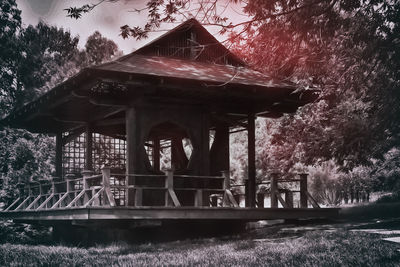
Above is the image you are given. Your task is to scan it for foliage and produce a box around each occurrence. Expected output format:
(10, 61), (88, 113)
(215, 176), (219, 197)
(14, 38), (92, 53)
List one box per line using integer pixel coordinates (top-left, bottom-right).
(372, 147), (400, 191)
(0, 128), (55, 206)
(0, 220), (51, 245)
(0, 229), (399, 266)
(0, 3), (121, 205)
(376, 191), (400, 204)
(0, 0), (21, 113)
(84, 31), (120, 66)
(16, 22), (80, 107)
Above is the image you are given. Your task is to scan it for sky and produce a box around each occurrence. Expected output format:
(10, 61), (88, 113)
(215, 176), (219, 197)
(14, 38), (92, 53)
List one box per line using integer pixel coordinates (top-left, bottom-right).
(15, 0), (248, 54)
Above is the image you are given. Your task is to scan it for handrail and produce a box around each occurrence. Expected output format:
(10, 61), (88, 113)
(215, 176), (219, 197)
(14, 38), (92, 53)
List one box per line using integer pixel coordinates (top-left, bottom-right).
(174, 175), (223, 179)
(111, 173), (164, 177)
(84, 175), (102, 180)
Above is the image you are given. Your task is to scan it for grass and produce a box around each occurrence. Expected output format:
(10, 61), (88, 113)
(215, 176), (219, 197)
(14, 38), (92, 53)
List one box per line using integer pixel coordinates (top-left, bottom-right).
(1, 202), (400, 266)
(0, 228), (399, 266)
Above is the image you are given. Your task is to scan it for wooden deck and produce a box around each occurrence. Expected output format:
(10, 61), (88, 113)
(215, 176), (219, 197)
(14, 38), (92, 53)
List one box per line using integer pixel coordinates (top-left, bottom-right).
(1, 169), (340, 225)
(0, 206), (339, 222)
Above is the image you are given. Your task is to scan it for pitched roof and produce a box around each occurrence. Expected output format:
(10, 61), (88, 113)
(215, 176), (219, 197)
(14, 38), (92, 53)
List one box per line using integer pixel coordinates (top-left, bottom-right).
(0, 18), (318, 133)
(130, 18), (245, 66)
(92, 53), (295, 89)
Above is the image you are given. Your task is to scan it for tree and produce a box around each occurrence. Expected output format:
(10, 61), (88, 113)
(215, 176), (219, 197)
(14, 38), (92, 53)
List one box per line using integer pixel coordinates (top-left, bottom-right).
(16, 22), (80, 108)
(0, 0), (21, 115)
(85, 31), (120, 65)
(0, 3), (122, 205)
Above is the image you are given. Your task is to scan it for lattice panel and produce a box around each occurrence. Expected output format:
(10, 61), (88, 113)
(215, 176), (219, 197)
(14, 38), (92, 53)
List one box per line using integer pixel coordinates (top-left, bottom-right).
(63, 133), (126, 176)
(92, 133), (126, 172)
(63, 133), (86, 176)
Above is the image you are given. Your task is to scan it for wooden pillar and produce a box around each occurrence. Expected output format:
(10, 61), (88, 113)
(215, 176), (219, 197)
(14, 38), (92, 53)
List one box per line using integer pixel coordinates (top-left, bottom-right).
(299, 173), (308, 208)
(55, 132), (63, 179)
(152, 139), (160, 171)
(210, 123), (230, 175)
(200, 111), (210, 175)
(247, 113), (256, 208)
(85, 125), (93, 171)
(270, 173), (278, 208)
(126, 107), (138, 206)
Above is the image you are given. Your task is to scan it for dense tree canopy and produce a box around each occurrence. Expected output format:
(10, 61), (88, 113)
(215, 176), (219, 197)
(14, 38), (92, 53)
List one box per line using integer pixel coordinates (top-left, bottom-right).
(1, 0), (399, 206)
(0, 0), (121, 205)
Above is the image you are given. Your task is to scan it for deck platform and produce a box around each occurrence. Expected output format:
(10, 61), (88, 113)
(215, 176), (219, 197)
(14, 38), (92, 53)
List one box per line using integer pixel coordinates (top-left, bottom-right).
(0, 207), (339, 223)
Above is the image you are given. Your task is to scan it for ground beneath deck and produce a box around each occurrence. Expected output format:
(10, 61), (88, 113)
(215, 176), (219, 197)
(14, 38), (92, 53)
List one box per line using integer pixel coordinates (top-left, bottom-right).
(1, 206), (339, 223)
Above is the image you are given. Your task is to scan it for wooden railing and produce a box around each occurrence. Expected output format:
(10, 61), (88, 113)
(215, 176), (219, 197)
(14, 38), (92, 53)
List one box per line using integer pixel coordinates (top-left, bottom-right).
(4, 167), (238, 211)
(232, 173), (320, 208)
(4, 170), (319, 211)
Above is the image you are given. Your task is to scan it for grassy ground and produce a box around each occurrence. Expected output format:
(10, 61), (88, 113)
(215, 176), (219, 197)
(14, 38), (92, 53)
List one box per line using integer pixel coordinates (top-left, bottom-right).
(0, 226), (399, 266)
(1, 202), (400, 266)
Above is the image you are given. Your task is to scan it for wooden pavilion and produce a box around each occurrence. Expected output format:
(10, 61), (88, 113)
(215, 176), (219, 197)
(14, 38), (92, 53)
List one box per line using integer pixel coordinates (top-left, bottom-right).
(0, 19), (338, 227)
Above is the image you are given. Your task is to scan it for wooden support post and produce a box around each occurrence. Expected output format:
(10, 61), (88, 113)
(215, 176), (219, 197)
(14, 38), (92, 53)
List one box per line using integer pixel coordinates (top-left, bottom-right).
(285, 191), (294, 208)
(125, 106), (141, 206)
(299, 173), (308, 208)
(55, 132), (63, 179)
(200, 111), (210, 175)
(85, 125), (93, 171)
(101, 166), (115, 207)
(270, 173), (278, 208)
(247, 113), (256, 208)
(153, 139), (160, 171)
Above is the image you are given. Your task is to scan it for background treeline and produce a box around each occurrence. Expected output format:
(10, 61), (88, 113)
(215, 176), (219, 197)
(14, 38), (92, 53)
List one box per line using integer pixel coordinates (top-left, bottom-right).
(0, 0), (120, 206)
(1, 0), (400, 206)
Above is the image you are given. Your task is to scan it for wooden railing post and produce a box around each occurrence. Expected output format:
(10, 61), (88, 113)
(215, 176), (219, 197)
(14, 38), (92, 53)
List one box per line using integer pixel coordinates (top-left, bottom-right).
(65, 174), (75, 193)
(82, 170), (93, 204)
(165, 169), (174, 206)
(270, 173), (279, 208)
(285, 190), (294, 208)
(222, 170), (230, 190)
(257, 193), (265, 208)
(299, 173), (308, 208)
(27, 182), (32, 197)
(65, 174), (75, 207)
(221, 171), (238, 207)
(101, 166), (116, 207)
